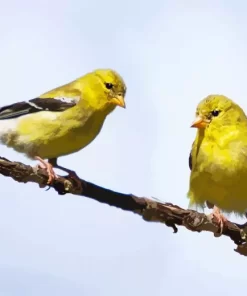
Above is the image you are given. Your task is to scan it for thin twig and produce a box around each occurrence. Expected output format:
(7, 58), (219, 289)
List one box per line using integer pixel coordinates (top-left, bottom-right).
(0, 156), (247, 256)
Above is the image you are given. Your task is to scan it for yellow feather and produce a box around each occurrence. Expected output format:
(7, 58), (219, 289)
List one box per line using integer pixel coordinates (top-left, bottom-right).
(188, 95), (247, 215)
(1, 69), (126, 160)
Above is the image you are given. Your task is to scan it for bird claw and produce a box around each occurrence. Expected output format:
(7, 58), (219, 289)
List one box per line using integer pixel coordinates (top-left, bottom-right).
(45, 186), (52, 191)
(211, 206), (228, 235)
(34, 156), (58, 185)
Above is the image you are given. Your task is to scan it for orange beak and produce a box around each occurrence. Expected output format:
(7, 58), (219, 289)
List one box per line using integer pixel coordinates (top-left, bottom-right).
(191, 116), (209, 128)
(112, 95), (126, 108)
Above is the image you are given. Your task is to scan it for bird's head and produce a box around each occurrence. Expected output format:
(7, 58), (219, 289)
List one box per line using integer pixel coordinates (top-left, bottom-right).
(92, 69), (127, 109)
(191, 95), (246, 130)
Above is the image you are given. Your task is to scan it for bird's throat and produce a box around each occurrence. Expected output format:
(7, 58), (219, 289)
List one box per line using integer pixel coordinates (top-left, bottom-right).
(196, 129), (206, 157)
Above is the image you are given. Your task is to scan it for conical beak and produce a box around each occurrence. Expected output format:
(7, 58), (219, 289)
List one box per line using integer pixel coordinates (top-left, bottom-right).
(112, 95), (126, 108)
(191, 116), (209, 128)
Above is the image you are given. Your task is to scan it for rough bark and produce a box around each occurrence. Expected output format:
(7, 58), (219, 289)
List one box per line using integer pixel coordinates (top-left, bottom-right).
(0, 156), (247, 256)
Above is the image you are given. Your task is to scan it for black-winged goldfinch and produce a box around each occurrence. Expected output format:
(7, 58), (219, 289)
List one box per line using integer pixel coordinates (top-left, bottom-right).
(188, 94), (247, 232)
(0, 69), (126, 183)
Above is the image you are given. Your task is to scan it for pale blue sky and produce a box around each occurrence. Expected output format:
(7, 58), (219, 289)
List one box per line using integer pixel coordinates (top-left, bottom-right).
(0, 1), (247, 295)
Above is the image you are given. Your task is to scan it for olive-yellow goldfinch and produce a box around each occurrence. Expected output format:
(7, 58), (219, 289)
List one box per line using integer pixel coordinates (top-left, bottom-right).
(188, 95), (247, 231)
(0, 69), (126, 183)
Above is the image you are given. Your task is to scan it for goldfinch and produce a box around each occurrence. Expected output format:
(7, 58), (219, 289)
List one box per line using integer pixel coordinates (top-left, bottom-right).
(0, 69), (126, 184)
(188, 95), (247, 232)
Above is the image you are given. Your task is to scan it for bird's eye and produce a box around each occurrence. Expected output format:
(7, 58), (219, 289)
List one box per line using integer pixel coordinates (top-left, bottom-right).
(105, 83), (113, 89)
(212, 110), (220, 117)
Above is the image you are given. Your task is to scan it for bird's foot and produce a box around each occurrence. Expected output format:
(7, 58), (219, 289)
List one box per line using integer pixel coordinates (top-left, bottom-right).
(35, 156), (58, 184)
(47, 159), (82, 191)
(212, 206), (228, 235)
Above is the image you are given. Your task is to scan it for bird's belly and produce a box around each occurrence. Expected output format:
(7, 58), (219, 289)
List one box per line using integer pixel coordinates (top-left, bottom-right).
(189, 147), (247, 214)
(36, 125), (100, 159)
(0, 110), (106, 159)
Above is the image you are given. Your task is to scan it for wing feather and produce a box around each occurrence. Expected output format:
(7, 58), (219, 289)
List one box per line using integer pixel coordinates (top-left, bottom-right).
(189, 151), (192, 170)
(0, 97), (79, 120)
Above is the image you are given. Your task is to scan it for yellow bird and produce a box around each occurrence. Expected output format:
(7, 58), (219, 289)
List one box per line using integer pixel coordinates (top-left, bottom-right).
(0, 69), (126, 183)
(188, 94), (247, 231)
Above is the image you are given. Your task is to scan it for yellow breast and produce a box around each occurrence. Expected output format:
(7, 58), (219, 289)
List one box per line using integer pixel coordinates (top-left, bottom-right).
(188, 136), (247, 214)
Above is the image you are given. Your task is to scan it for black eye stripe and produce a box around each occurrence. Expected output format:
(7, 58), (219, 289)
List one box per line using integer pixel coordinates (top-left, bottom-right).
(105, 83), (113, 89)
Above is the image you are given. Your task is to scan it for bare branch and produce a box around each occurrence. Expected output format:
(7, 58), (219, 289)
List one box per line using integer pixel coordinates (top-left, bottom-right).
(0, 156), (247, 256)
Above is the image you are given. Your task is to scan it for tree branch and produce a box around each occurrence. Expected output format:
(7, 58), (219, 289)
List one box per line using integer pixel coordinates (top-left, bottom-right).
(0, 156), (247, 256)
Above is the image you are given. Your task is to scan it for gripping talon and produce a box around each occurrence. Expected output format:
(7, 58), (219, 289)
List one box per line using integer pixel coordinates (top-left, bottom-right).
(34, 156), (58, 184)
(212, 206), (228, 235)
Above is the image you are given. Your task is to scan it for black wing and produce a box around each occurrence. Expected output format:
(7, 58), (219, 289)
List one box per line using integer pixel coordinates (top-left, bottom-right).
(189, 141), (195, 170)
(189, 151), (192, 170)
(0, 97), (78, 120)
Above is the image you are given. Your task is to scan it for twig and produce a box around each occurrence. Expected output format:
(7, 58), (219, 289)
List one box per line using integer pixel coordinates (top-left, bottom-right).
(0, 156), (247, 256)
